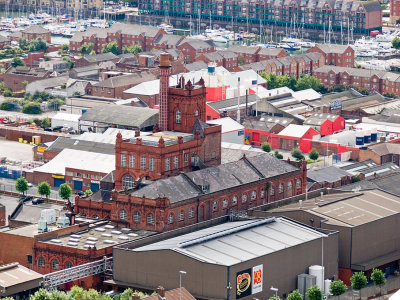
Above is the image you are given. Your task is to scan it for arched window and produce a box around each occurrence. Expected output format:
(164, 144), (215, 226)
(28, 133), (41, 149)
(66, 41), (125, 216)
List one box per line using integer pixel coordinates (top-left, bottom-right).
(223, 199), (228, 208)
(179, 210), (184, 221)
(213, 201), (218, 210)
(242, 194), (247, 203)
(133, 211), (141, 223)
(232, 196), (238, 205)
(147, 213), (155, 225)
(38, 257), (45, 268)
(288, 181), (293, 190)
(120, 209), (127, 220)
(296, 179), (302, 189)
(65, 261), (73, 269)
(168, 213), (174, 224)
(122, 174), (134, 189)
(176, 109), (181, 124)
(189, 207), (194, 218)
(279, 183), (284, 193)
(251, 191), (257, 199)
(51, 259), (59, 270)
(194, 110), (199, 116)
(270, 186), (275, 196)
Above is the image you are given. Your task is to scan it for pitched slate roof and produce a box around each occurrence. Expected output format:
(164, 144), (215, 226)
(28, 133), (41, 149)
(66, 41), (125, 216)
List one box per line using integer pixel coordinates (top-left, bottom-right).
(22, 25), (50, 34)
(131, 154), (298, 203)
(93, 71), (156, 88)
(362, 1), (382, 12)
(307, 166), (352, 183)
(84, 52), (118, 63)
(314, 44), (352, 54)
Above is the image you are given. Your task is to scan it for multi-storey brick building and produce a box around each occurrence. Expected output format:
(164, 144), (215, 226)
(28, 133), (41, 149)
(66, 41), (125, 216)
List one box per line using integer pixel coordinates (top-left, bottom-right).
(70, 24), (166, 54)
(307, 44), (355, 68)
(0, 66), (51, 92)
(21, 25), (51, 43)
(314, 65), (400, 96)
(139, 0), (382, 35)
(75, 53), (307, 232)
(391, 0), (400, 23)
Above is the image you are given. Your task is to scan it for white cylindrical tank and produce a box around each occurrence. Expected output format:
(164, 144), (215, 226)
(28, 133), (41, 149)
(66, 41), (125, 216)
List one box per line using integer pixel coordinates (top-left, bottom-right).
(309, 265), (324, 291)
(356, 131), (364, 146)
(324, 279), (331, 295)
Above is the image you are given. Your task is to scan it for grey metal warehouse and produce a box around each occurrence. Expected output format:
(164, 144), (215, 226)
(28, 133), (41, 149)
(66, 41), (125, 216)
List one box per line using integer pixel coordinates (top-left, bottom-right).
(109, 216), (339, 300)
(251, 189), (400, 285)
(78, 104), (159, 132)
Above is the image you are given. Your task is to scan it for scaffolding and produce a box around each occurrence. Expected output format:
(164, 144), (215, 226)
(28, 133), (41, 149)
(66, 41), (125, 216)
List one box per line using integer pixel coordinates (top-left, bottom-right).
(43, 257), (113, 290)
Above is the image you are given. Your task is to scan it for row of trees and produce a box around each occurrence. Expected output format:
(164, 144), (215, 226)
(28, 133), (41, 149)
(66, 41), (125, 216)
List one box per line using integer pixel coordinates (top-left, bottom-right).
(261, 142), (320, 162)
(100, 41), (143, 55)
(18, 37), (49, 52)
(1, 286), (153, 300)
(15, 177), (72, 201)
(272, 269), (386, 300)
(259, 73), (384, 97)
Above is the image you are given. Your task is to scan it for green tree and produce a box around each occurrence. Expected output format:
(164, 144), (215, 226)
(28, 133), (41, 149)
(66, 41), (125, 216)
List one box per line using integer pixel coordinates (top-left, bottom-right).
(61, 44), (69, 52)
(287, 290), (303, 300)
(38, 181), (51, 201)
(0, 99), (19, 110)
(81, 42), (94, 55)
(350, 271), (368, 299)
(309, 148), (319, 161)
(11, 57), (25, 67)
(330, 280), (347, 297)
(50, 289), (72, 300)
(23, 102), (42, 114)
(41, 117), (50, 128)
(22, 80), (29, 89)
(120, 288), (134, 300)
(238, 56), (245, 66)
(3, 88), (12, 97)
(15, 176), (29, 196)
(352, 174), (361, 183)
(291, 148), (304, 160)
(18, 37), (29, 49)
(274, 150), (283, 159)
(84, 189), (93, 196)
(371, 268), (386, 297)
(260, 73), (297, 90)
(393, 37), (400, 49)
(58, 183), (72, 201)
(261, 142), (271, 152)
(306, 285), (322, 300)
(28, 37), (48, 52)
(67, 286), (85, 300)
(31, 288), (51, 300)
(102, 41), (120, 55)
(268, 296), (281, 300)
(295, 75), (324, 92)
(123, 44), (143, 54)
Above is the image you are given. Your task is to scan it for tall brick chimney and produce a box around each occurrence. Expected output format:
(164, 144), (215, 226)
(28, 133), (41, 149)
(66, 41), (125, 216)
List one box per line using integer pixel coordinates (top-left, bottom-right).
(159, 53), (171, 131)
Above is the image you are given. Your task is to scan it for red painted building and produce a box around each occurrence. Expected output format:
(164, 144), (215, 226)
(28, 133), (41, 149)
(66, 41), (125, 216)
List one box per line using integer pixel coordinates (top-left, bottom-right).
(391, 0), (400, 23)
(304, 113), (345, 136)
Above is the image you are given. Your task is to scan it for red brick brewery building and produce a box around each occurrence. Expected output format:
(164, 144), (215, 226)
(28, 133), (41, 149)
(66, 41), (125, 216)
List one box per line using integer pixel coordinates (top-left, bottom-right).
(75, 53), (307, 232)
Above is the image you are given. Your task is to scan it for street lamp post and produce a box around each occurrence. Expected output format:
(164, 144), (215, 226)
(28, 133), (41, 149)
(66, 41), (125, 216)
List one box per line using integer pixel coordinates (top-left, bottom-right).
(179, 270), (187, 300)
(270, 286), (278, 300)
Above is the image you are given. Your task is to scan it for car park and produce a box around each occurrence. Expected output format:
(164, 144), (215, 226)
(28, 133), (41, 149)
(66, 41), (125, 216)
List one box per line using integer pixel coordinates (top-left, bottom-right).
(32, 198), (44, 205)
(20, 195), (33, 202)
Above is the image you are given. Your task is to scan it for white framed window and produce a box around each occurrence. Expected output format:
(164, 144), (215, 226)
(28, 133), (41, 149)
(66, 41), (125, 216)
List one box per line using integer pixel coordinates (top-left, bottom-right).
(65, 261), (73, 269)
(129, 155), (135, 168)
(270, 186), (275, 195)
(168, 213), (174, 224)
(147, 213), (155, 225)
(122, 174), (134, 189)
(194, 110), (199, 116)
(261, 189), (265, 197)
(251, 191), (257, 199)
(179, 210), (184, 221)
(165, 158), (170, 171)
(176, 109), (181, 123)
(133, 211), (141, 223)
(140, 157), (146, 170)
(173, 156), (179, 169)
(184, 153), (188, 162)
(149, 158), (155, 171)
(288, 181), (293, 190)
(189, 207), (194, 218)
(120, 209), (127, 220)
(279, 183), (284, 193)
(213, 201), (218, 210)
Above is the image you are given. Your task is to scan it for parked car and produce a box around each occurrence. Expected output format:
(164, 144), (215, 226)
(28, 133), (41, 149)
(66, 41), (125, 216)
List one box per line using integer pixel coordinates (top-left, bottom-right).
(27, 182), (33, 188)
(75, 191), (85, 197)
(20, 195), (33, 202)
(32, 198), (44, 205)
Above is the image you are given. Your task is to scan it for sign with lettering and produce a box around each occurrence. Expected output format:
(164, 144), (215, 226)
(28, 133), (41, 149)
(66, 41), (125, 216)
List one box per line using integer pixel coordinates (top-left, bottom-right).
(252, 264), (263, 294)
(330, 100), (342, 110)
(236, 269), (252, 299)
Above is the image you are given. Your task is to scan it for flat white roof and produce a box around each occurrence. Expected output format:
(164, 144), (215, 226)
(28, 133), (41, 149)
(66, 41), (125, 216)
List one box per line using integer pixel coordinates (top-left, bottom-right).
(32, 148), (115, 175)
(52, 112), (81, 122)
(292, 88), (321, 101)
(207, 117), (244, 133)
(278, 124), (314, 138)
